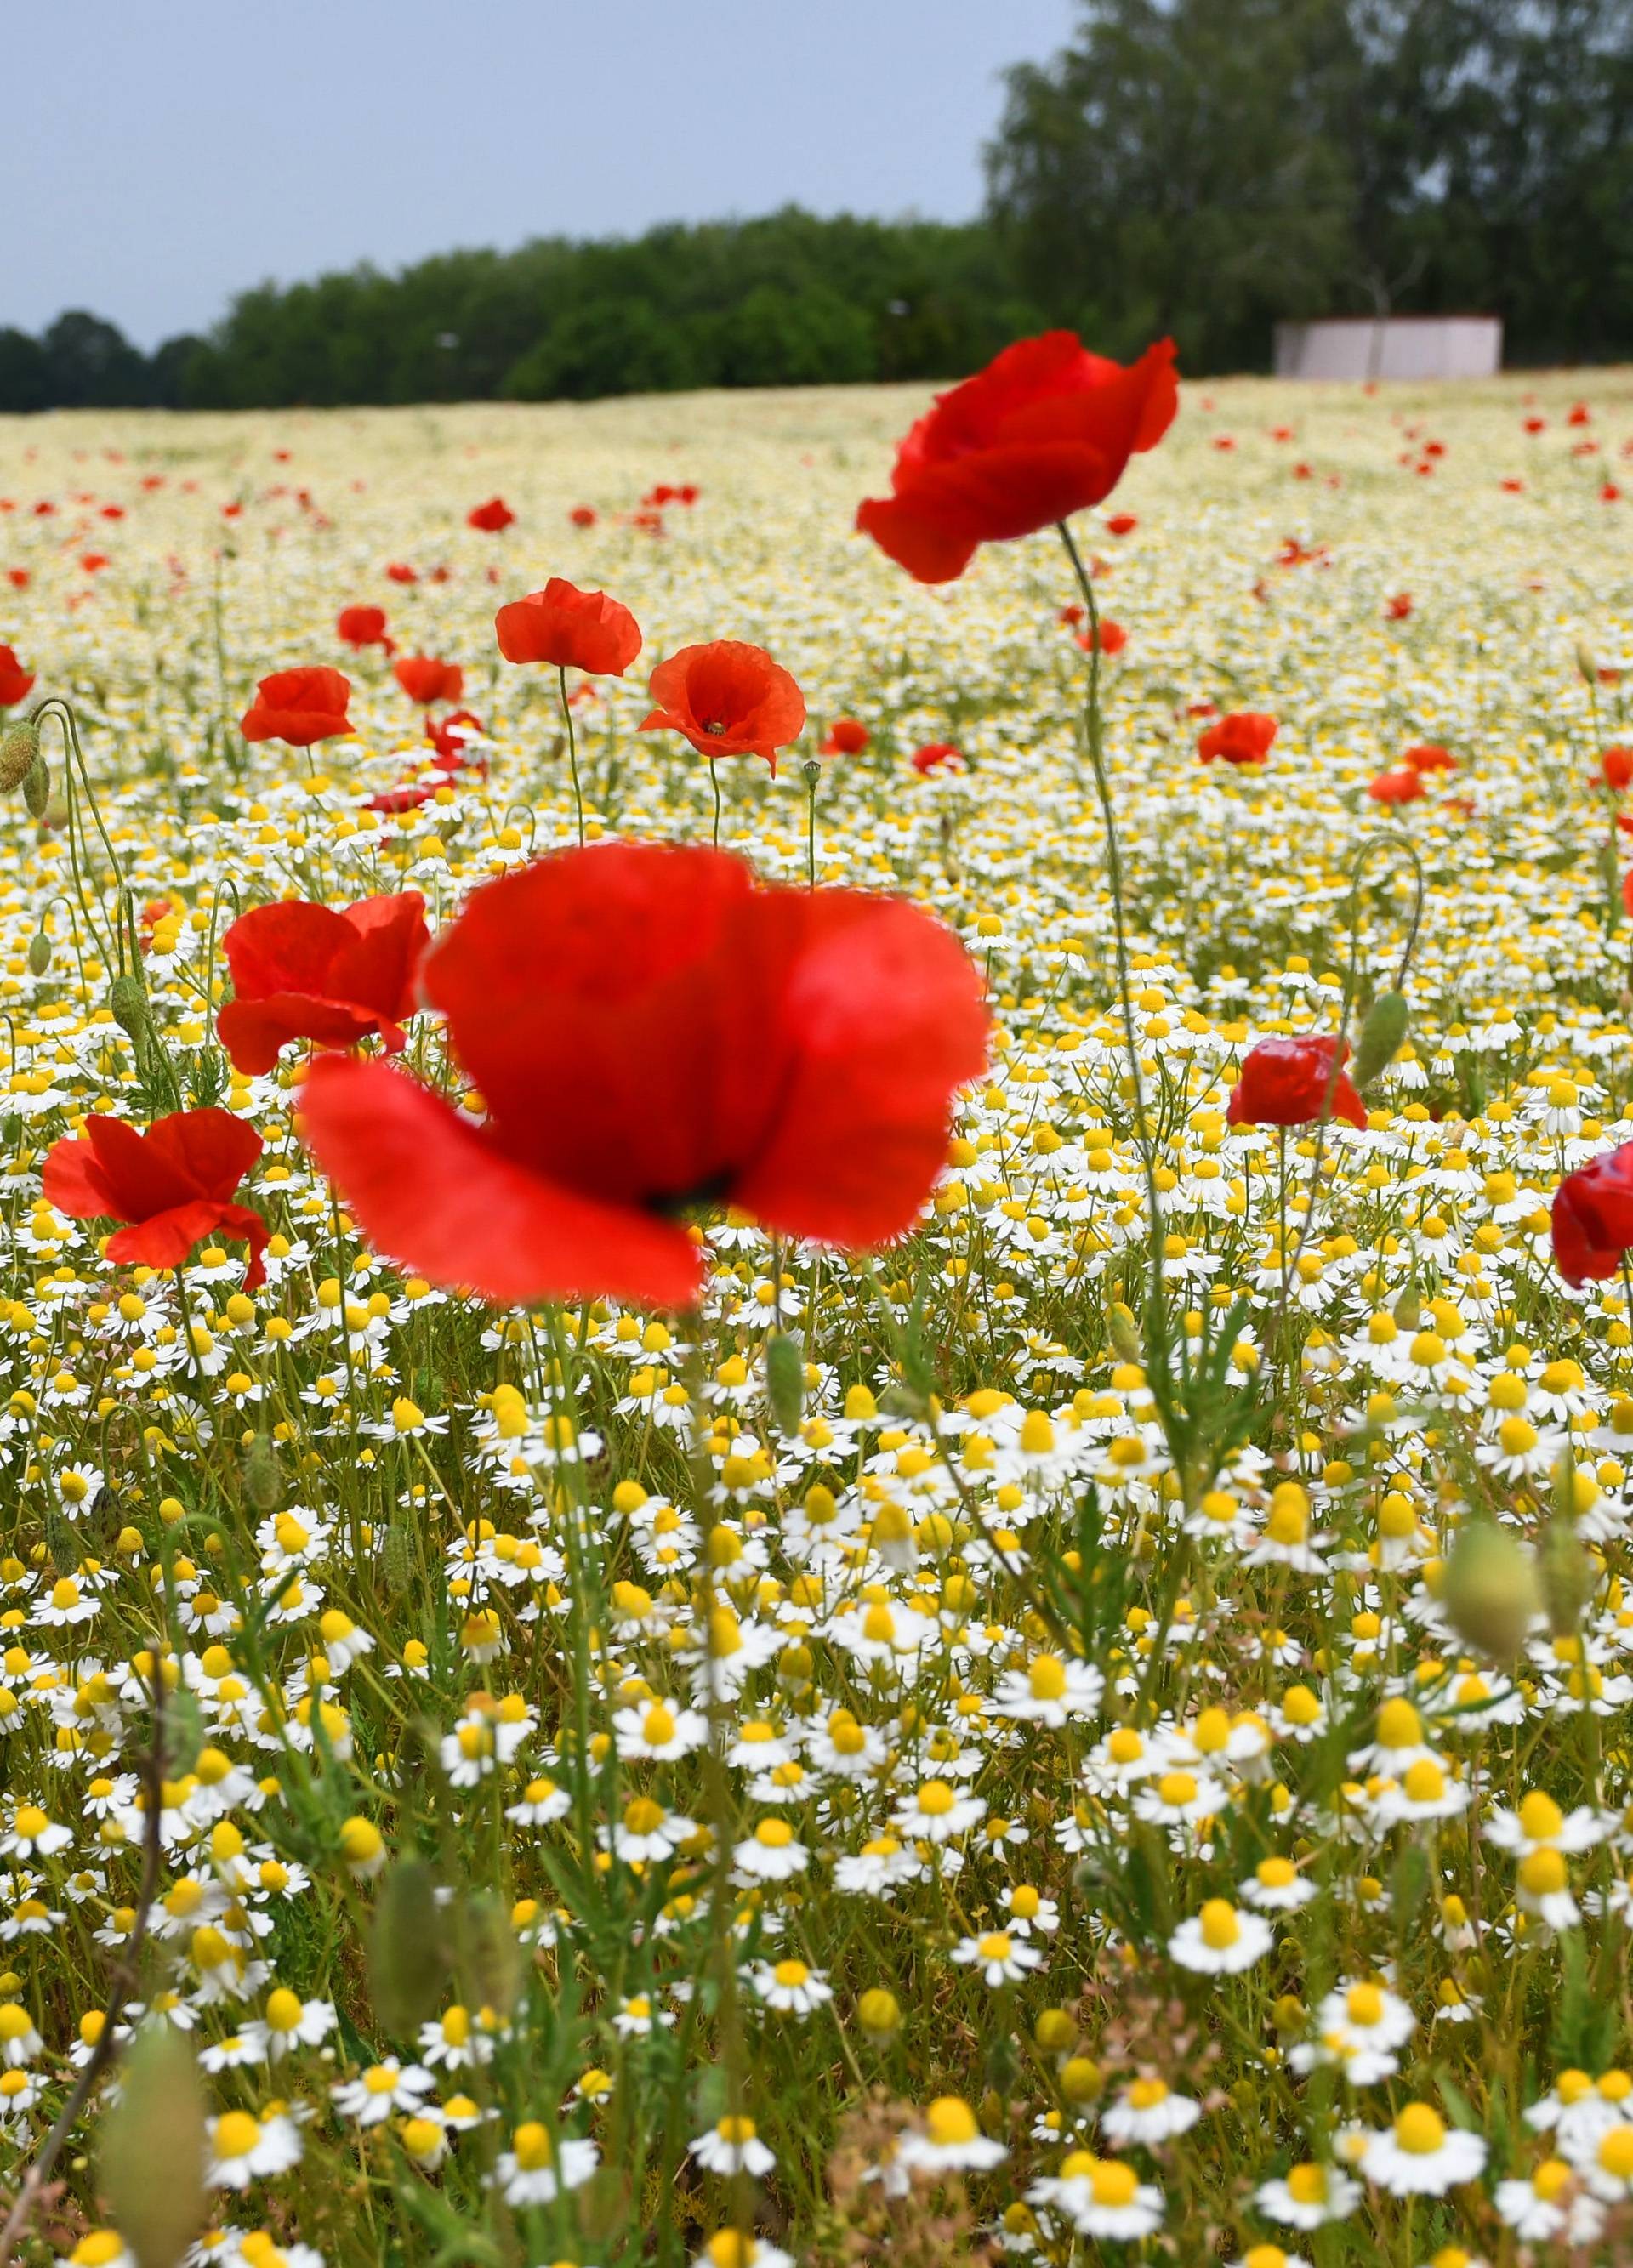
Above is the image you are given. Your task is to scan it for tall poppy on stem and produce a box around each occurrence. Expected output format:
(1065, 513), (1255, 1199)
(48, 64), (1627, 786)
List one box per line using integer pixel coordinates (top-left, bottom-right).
(1553, 1146), (1633, 1287)
(495, 578), (642, 847)
(217, 892), (430, 1073)
(394, 656), (463, 707)
(43, 1109), (268, 1290)
(640, 641), (805, 846)
(240, 668), (352, 751)
(296, 841), (987, 1311)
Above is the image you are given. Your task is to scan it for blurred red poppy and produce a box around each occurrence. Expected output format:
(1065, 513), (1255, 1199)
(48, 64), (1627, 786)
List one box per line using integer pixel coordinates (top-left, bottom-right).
(240, 667), (352, 748)
(1198, 712), (1278, 766)
(822, 718), (870, 756)
(1554, 1145), (1633, 1285)
(856, 331), (1178, 583)
(394, 655), (464, 706)
(0, 645), (35, 706)
(569, 506), (596, 528)
(296, 842), (987, 1310)
(1385, 593), (1414, 620)
(1105, 513), (1138, 536)
(1603, 746), (1633, 792)
(1403, 743), (1455, 774)
(337, 605), (390, 651)
(1368, 767), (1425, 804)
(217, 892), (430, 1075)
(913, 742), (964, 776)
(640, 642), (805, 773)
(494, 579), (641, 674)
(1079, 618), (1127, 655)
(385, 561), (418, 584)
(426, 709), (486, 768)
(468, 497), (515, 532)
(367, 782), (437, 815)
(1227, 1036), (1366, 1132)
(43, 1109), (268, 1289)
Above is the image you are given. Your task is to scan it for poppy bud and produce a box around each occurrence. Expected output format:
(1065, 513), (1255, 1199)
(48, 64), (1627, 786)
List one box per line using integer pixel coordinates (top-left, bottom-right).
(1354, 991), (1408, 1087)
(1107, 1301), (1142, 1364)
(765, 1329), (804, 1439)
(1578, 640), (1599, 685)
(22, 753), (50, 818)
(1442, 1521), (1539, 1663)
(100, 2022), (207, 2268)
(0, 721), (39, 792)
(44, 1504), (76, 1575)
(1391, 1283), (1420, 1331)
(381, 1519), (414, 1595)
(26, 929), (50, 976)
(241, 1434), (281, 1514)
(457, 1890), (520, 2017)
(368, 1856), (446, 2036)
(110, 974), (150, 1037)
(163, 1685), (206, 1781)
(1539, 1509), (1593, 1637)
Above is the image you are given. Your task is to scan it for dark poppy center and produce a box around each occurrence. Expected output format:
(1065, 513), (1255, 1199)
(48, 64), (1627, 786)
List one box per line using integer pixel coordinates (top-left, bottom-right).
(644, 1168), (735, 1221)
(703, 719), (726, 736)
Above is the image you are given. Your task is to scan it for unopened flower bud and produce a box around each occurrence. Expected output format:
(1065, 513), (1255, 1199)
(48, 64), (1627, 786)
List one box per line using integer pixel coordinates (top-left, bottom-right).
(1539, 1511), (1594, 1638)
(26, 930), (50, 976)
(240, 1434), (281, 1514)
(457, 1890), (520, 2017)
(100, 2022), (207, 2268)
(21, 754), (50, 818)
(368, 1856), (446, 2036)
(1391, 1283), (1420, 1331)
(0, 721), (39, 792)
(1107, 1301), (1142, 1364)
(765, 1329), (804, 1439)
(1442, 1521), (1539, 1663)
(1578, 639), (1599, 685)
(110, 974), (150, 1037)
(1355, 991), (1408, 1087)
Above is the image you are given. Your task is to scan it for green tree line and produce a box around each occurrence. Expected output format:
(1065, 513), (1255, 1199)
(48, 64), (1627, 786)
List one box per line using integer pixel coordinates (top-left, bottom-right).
(3, 0), (1628, 412)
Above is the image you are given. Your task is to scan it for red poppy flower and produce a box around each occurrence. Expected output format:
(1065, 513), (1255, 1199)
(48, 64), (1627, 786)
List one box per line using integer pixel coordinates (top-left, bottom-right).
(385, 562), (418, 585)
(6, 571), (28, 590)
(394, 655), (464, 706)
(1105, 513), (1138, 536)
(468, 497), (515, 532)
(1198, 712), (1278, 766)
(337, 605), (390, 651)
(42, 1109), (268, 1289)
(1553, 1145), (1633, 1285)
(912, 742), (964, 776)
(1079, 618), (1127, 656)
(822, 718), (870, 757)
(0, 645), (35, 707)
(426, 710), (487, 769)
(494, 579), (642, 675)
(217, 892), (430, 1075)
(855, 331), (1178, 583)
(1404, 743), (1455, 774)
(1368, 767), (1425, 804)
(569, 506), (597, 528)
(1227, 1036), (1366, 1133)
(240, 667), (353, 748)
(1603, 746), (1633, 792)
(1385, 593), (1413, 621)
(367, 782), (437, 815)
(296, 842), (987, 1310)
(640, 642), (806, 774)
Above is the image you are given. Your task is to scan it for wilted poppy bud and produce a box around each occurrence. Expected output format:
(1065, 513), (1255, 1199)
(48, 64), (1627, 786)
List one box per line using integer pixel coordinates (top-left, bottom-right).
(1539, 1509), (1594, 1637)
(1354, 991), (1409, 1087)
(240, 1433), (281, 1514)
(1442, 1521), (1539, 1662)
(26, 930), (50, 976)
(765, 1330), (804, 1439)
(856, 1987), (901, 2045)
(100, 2022), (208, 2268)
(0, 721), (39, 792)
(22, 753), (50, 818)
(369, 1856), (445, 2036)
(110, 973), (151, 1037)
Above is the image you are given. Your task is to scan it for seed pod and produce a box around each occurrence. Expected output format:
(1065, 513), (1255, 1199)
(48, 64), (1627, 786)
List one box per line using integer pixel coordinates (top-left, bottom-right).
(26, 929), (50, 976)
(240, 1434), (281, 1515)
(22, 754), (50, 818)
(765, 1329), (804, 1439)
(1539, 1511), (1594, 1638)
(0, 721), (40, 792)
(110, 974), (150, 1037)
(368, 1856), (446, 2036)
(100, 2022), (208, 2268)
(1442, 1521), (1539, 1663)
(1354, 991), (1408, 1087)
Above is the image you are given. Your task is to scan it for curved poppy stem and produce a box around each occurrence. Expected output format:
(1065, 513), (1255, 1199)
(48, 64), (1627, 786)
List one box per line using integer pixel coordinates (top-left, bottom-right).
(557, 666), (585, 848)
(708, 755), (723, 850)
(802, 759), (821, 890)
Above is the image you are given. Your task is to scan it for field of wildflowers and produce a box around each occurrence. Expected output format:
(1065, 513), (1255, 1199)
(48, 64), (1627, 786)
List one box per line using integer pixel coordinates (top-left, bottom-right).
(0, 347), (1631, 2268)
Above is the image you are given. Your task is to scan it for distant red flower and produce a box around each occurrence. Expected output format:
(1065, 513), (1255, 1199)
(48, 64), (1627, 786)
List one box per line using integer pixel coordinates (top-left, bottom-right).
(337, 605), (390, 651)
(0, 645), (36, 707)
(385, 561), (418, 584)
(468, 497), (515, 533)
(640, 641), (805, 774)
(1105, 513), (1138, 536)
(1227, 1036), (1366, 1133)
(913, 742), (964, 776)
(240, 667), (352, 748)
(494, 579), (642, 675)
(1385, 593), (1413, 620)
(426, 710), (486, 768)
(42, 1109), (268, 1289)
(1603, 746), (1633, 792)
(296, 842), (987, 1310)
(1079, 618), (1127, 655)
(1524, 415), (1546, 435)
(1403, 743), (1455, 774)
(217, 892), (430, 1075)
(822, 718), (870, 757)
(1368, 767), (1425, 805)
(569, 506), (596, 528)
(856, 331), (1178, 583)
(1568, 402), (1592, 427)
(1198, 712), (1277, 766)
(5, 570), (28, 590)
(1058, 604), (1084, 628)
(394, 655), (464, 706)
(367, 782), (437, 815)
(1553, 1145), (1633, 1285)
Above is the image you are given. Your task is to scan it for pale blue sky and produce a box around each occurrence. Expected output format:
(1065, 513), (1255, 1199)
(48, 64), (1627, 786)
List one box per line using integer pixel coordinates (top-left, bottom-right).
(16, 1), (1076, 347)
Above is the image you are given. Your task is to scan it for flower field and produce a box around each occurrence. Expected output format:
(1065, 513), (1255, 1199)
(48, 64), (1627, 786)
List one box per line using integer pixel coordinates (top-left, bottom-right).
(1, 356), (1632, 2268)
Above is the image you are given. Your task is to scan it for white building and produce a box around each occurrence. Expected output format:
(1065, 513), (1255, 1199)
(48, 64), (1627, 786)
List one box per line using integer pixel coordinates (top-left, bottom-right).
(1273, 316), (1502, 381)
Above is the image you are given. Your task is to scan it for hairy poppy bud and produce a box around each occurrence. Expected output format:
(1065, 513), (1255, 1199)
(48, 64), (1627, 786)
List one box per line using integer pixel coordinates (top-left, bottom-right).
(1539, 1509), (1593, 1637)
(163, 1685), (206, 1781)
(1354, 991), (1408, 1087)
(100, 2022), (208, 2268)
(381, 1519), (414, 1595)
(1578, 639), (1599, 685)
(457, 1890), (520, 2016)
(765, 1329), (804, 1439)
(22, 753), (50, 818)
(241, 1434), (281, 1514)
(110, 974), (150, 1037)
(1391, 1283), (1420, 1331)
(369, 1856), (445, 2036)
(26, 929), (50, 976)
(0, 721), (39, 792)
(1442, 1521), (1539, 1662)
(1107, 1301), (1142, 1364)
